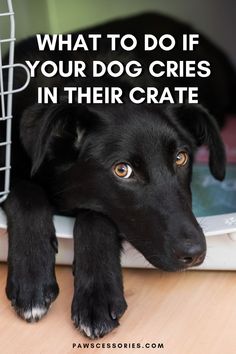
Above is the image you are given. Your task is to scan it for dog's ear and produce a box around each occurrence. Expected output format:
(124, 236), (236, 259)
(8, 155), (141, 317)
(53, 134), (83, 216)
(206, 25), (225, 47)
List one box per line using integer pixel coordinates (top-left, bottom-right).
(169, 104), (226, 181)
(20, 103), (97, 175)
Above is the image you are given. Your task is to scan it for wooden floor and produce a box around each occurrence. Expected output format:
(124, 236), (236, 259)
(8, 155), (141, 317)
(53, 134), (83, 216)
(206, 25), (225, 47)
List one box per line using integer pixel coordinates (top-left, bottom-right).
(1, 264), (236, 354)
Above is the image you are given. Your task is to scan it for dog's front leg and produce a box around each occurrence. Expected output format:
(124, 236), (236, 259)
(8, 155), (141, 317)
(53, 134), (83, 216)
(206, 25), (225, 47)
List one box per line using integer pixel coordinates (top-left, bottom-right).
(72, 210), (127, 339)
(4, 180), (59, 322)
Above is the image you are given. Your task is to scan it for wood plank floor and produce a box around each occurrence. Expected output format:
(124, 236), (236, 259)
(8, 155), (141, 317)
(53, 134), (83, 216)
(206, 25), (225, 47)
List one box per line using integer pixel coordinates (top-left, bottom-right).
(1, 263), (236, 354)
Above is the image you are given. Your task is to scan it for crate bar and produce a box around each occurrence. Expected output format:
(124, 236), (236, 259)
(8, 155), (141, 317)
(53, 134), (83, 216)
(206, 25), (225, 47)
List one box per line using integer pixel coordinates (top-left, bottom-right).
(0, 64), (30, 97)
(0, 141), (11, 146)
(0, 45), (6, 119)
(0, 115), (12, 121)
(0, 1), (30, 203)
(0, 0), (15, 203)
(0, 38), (15, 43)
(0, 166), (10, 171)
(4, 0), (15, 202)
(0, 12), (14, 17)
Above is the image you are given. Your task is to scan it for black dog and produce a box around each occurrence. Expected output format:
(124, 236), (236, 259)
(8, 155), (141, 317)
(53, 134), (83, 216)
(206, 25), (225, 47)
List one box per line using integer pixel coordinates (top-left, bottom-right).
(1, 13), (234, 338)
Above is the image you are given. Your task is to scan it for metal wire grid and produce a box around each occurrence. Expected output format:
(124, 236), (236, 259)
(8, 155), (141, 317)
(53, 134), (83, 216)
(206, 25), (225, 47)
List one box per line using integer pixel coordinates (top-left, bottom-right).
(0, 0), (30, 203)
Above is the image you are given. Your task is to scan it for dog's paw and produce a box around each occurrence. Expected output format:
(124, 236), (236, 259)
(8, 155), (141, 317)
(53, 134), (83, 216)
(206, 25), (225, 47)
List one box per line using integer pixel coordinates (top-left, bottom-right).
(71, 289), (127, 339)
(6, 272), (59, 323)
(16, 305), (49, 322)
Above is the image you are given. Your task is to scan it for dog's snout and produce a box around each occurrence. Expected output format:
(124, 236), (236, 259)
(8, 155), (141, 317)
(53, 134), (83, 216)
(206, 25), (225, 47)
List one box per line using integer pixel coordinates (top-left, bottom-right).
(173, 244), (206, 267)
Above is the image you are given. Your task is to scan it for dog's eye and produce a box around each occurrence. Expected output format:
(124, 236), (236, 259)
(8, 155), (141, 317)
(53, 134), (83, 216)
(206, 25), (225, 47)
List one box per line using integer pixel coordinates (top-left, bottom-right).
(176, 151), (189, 166)
(113, 163), (133, 179)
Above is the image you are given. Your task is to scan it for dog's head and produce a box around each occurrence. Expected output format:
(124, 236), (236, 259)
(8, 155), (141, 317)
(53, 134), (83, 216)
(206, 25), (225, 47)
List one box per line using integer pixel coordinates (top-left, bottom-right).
(21, 102), (226, 271)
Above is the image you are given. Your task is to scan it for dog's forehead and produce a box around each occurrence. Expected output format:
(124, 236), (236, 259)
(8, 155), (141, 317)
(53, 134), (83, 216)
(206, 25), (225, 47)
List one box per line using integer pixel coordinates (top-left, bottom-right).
(90, 105), (192, 164)
(99, 105), (188, 148)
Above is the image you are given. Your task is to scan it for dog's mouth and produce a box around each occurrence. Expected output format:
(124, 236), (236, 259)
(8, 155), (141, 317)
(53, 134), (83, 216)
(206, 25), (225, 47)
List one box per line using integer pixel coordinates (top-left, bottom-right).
(116, 214), (207, 272)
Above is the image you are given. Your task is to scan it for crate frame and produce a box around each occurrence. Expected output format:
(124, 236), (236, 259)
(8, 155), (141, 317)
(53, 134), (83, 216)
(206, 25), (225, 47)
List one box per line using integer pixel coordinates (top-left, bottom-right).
(0, 0), (30, 203)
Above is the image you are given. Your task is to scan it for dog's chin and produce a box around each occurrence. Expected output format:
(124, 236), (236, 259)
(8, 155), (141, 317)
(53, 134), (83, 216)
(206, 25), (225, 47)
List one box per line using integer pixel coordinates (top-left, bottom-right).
(153, 263), (189, 272)
(149, 258), (205, 272)
(145, 256), (193, 272)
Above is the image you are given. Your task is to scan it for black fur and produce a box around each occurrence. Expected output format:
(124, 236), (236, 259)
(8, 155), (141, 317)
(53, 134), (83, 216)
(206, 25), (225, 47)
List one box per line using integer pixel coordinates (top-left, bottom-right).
(4, 181), (59, 321)
(72, 210), (127, 338)
(1, 12), (234, 338)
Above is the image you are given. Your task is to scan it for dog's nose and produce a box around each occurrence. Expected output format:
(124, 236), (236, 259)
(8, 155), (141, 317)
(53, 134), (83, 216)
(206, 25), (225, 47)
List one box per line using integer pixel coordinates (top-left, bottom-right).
(174, 245), (206, 267)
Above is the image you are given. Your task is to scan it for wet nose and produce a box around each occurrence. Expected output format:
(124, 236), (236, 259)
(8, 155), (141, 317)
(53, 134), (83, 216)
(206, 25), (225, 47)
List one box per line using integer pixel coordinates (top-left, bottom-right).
(174, 245), (206, 267)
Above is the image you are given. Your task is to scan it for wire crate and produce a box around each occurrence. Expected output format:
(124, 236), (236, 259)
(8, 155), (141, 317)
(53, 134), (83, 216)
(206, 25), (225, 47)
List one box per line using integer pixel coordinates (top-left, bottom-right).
(0, 0), (30, 203)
